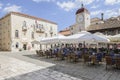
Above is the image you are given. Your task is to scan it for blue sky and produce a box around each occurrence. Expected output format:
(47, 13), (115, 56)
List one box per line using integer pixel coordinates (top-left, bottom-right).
(0, 0), (120, 31)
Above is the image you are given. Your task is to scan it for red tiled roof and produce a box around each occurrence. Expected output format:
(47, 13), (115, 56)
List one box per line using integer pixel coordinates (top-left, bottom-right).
(59, 28), (71, 36)
(76, 8), (89, 14)
(87, 16), (120, 31)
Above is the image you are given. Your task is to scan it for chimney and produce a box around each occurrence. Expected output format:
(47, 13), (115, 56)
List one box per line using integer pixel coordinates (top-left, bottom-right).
(101, 13), (104, 20)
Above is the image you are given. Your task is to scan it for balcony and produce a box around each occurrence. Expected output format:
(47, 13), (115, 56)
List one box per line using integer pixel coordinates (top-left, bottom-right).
(49, 30), (53, 34)
(22, 26), (27, 31)
(36, 28), (44, 33)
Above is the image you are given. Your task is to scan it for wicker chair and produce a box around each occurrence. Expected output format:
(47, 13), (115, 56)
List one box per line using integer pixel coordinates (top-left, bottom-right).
(71, 53), (79, 62)
(40, 50), (44, 57)
(115, 58), (120, 69)
(105, 56), (113, 69)
(83, 54), (91, 65)
(45, 50), (51, 58)
(55, 50), (63, 60)
(36, 50), (39, 56)
(66, 53), (72, 62)
(91, 55), (99, 65)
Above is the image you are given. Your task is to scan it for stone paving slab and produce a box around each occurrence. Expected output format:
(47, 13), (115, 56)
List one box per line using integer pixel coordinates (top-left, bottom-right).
(5, 68), (82, 80)
(0, 55), (45, 80)
(0, 55), (83, 80)
(0, 51), (120, 80)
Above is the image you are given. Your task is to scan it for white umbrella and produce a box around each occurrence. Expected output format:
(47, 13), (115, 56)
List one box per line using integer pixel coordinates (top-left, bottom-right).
(60, 31), (89, 43)
(41, 34), (66, 44)
(108, 34), (120, 42)
(94, 32), (110, 41)
(78, 33), (109, 43)
(60, 31), (109, 44)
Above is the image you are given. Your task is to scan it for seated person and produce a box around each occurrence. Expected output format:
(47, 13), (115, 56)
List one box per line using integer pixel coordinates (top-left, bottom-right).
(75, 48), (82, 58)
(109, 50), (114, 57)
(96, 52), (103, 62)
(62, 47), (69, 56)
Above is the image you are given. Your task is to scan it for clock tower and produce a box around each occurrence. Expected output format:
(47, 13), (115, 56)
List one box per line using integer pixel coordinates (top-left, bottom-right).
(75, 4), (90, 31)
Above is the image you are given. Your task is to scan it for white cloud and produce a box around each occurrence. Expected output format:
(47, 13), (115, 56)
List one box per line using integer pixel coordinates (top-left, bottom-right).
(104, 9), (120, 18)
(76, 0), (95, 5)
(119, 9), (120, 14)
(91, 5), (99, 9)
(6, 3), (11, 6)
(0, 3), (3, 9)
(91, 10), (103, 16)
(57, 1), (75, 11)
(96, 0), (100, 2)
(57, 0), (95, 11)
(91, 8), (120, 18)
(32, 0), (55, 3)
(3, 5), (22, 13)
(105, 0), (120, 5)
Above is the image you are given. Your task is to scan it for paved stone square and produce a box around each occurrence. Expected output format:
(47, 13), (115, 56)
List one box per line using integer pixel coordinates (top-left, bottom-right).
(0, 52), (82, 80)
(0, 51), (120, 80)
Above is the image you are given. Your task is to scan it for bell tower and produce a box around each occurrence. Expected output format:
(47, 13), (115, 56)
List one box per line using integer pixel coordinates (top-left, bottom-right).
(76, 4), (90, 31)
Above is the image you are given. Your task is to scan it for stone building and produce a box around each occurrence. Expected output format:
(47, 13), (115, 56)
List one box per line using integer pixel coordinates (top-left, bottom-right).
(59, 5), (120, 36)
(0, 12), (58, 52)
(87, 16), (120, 35)
(70, 6), (90, 34)
(59, 28), (71, 36)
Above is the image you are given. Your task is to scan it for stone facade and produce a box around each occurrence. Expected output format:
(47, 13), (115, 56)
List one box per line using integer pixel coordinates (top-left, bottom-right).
(0, 12), (58, 52)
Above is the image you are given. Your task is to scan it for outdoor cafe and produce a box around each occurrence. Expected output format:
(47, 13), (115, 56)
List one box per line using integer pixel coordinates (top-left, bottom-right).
(32, 31), (120, 69)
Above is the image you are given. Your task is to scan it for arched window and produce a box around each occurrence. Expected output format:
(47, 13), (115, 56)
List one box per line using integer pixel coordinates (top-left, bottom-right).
(23, 21), (27, 27)
(15, 30), (19, 38)
(16, 42), (19, 48)
(31, 32), (34, 39)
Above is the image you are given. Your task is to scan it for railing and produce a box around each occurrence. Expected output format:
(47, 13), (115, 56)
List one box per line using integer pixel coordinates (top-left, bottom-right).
(36, 28), (44, 33)
(22, 26), (27, 31)
(49, 30), (53, 34)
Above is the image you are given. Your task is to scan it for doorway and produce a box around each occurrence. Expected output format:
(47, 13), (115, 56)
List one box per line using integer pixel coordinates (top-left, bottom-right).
(23, 44), (27, 50)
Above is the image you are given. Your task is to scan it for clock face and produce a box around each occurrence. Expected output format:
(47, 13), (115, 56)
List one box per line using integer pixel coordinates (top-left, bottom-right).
(77, 15), (83, 23)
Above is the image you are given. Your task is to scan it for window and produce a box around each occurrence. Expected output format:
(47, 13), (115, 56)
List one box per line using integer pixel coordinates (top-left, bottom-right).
(31, 32), (34, 39)
(15, 30), (19, 38)
(16, 42), (19, 48)
(32, 44), (34, 48)
(38, 24), (43, 29)
(33, 25), (36, 30)
(45, 33), (47, 37)
(51, 33), (52, 37)
(8, 19), (10, 25)
(38, 24), (41, 29)
(23, 21), (27, 27)
(50, 27), (52, 31)
(35, 20), (39, 29)
(71, 27), (73, 30)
